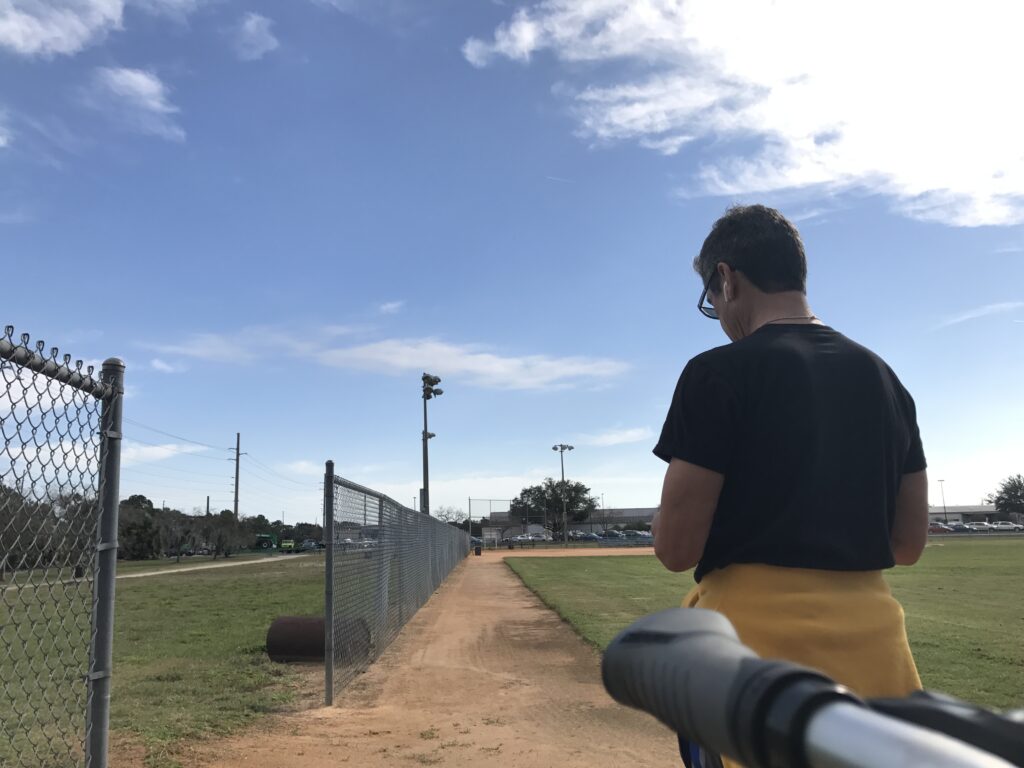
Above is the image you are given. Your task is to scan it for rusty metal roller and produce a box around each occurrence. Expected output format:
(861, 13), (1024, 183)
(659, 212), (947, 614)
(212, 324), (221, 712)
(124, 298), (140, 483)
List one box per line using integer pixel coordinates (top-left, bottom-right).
(266, 616), (325, 662)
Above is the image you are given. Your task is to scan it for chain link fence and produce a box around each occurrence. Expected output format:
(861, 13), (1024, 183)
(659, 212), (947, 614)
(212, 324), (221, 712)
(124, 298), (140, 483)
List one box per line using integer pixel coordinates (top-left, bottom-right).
(323, 463), (468, 703)
(1, 327), (124, 768)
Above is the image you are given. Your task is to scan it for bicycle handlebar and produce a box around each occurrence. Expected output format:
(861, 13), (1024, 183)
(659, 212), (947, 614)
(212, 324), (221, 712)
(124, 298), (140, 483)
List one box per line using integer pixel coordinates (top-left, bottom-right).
(601, 608), (1015, 768)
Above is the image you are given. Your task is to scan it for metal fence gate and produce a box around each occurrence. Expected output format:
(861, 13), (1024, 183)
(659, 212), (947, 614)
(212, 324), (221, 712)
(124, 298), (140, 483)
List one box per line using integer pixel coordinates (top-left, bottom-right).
(323, 462), (468, 703)
(0, 327), (124, 768)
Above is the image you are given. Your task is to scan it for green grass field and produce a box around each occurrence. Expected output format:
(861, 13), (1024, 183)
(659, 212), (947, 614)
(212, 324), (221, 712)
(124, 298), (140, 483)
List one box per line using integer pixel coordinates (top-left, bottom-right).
(1, 555), (325, 768)
(114, 551), (280, 574)
(109, 556), (324, 766)
(506, 539), (1024, 710)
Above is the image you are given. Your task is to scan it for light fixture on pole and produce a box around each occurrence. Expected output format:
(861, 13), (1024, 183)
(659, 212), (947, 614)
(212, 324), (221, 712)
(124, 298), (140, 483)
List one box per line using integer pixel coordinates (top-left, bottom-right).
(552, 443), (574, 546)
(939, 479), (948, 523)
(421, 373), (443, 516)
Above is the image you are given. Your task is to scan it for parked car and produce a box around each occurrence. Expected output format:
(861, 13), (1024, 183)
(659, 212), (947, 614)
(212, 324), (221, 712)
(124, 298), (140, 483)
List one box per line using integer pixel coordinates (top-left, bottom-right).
(928, 523), (953, 534)
(600, 530), (625, 538)
(947, 522), (971, 533)
(964, 522), (993, 532)
(989, 521), (1024, 532)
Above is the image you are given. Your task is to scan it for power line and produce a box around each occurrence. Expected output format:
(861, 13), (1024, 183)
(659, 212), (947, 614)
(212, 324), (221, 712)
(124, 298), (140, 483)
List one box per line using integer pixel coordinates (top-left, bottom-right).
(121, 462), (228, 479)
(241, 472), (309, 493)
(237, 466), (315, 494)
(244, 454), (310, 486)
(120, 466), (227, 484)
(122, 434), (231, 462)
(122, 418), (229, 451)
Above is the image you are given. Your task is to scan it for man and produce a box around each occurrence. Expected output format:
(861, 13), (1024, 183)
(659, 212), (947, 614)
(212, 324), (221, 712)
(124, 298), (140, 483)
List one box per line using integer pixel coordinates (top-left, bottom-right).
(652, 205), (927, 765)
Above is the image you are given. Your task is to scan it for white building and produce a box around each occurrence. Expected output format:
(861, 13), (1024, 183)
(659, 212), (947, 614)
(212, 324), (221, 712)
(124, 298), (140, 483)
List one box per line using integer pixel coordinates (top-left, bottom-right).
(479, 507), (656, 542)
(927, 504), (996, 524)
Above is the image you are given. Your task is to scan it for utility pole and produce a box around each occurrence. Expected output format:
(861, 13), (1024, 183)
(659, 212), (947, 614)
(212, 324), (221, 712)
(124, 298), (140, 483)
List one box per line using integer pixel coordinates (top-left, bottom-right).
(939, 479), (948, 523)
(206, 496), (210, 516)
(421, 373), (443, 516)
(233, 432), (241, 522)
(552, 444), (574, 546)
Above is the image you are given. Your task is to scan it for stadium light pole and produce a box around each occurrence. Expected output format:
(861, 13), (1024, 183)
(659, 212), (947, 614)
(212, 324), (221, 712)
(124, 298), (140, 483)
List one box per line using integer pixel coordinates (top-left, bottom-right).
(552, 444), (574, 546)
(939, 479), (948, 523)
(421, 373), (443, 516)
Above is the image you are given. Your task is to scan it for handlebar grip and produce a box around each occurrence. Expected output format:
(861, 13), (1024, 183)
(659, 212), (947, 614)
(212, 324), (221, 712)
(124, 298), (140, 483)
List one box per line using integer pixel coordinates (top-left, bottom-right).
(602, 608), (753, 760)
(602, 608), (853, 767)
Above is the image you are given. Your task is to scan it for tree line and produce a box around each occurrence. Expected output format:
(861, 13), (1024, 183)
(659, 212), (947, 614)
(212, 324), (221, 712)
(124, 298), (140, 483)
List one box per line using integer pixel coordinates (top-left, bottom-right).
(117, 494), (323, 562)
(436, 473), (1024, 535)
(434, 477), (599, 535)
(1, 485), (323, 574)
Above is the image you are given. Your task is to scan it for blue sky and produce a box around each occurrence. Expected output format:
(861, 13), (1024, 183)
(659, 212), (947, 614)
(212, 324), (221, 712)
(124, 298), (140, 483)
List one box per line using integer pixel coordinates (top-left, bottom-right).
(2, 0), (1022, 524)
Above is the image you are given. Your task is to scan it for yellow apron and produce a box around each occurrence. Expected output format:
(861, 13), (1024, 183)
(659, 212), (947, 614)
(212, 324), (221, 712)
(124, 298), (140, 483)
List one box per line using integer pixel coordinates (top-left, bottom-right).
(683, 564), (921, 768)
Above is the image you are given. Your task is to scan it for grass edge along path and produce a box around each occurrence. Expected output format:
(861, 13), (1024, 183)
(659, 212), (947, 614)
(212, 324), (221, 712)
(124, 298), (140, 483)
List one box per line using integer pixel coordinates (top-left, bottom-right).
(505, 539), (1024, 710)
(109, 556), (324, 768)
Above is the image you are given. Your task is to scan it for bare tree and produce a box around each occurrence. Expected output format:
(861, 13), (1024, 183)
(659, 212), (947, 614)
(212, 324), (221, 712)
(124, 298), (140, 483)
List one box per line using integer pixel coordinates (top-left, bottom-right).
(433, 505), (466, 525)
(158, 509), (195, 564)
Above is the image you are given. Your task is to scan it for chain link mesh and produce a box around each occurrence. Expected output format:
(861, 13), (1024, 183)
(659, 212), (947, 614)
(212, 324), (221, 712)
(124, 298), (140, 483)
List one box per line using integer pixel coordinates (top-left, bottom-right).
(1, 327), (113, 768)
(326, 475), (468, 698)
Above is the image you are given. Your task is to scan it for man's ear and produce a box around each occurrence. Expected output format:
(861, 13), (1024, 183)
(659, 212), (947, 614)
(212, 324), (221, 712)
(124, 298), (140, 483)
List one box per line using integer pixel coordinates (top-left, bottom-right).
(718, 263), (736, 302)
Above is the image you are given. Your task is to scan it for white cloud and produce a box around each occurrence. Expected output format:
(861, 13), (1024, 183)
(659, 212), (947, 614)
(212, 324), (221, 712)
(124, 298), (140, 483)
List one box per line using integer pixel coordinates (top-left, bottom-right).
(147, 327), (629, 390)
(232, 12), (278, 61)
(84, 67), (185, 141)
(280, 460), (323, 477)
(578, 427), (653, 447)
(316, 338), (629, 390)
(465, 0), (1024, 227)
(0, 0), (123, 57)
(935, 302), (1024, 330)
(146, 328), (292, 363)
(149, 358), (184, 373)
(121, 441), (208, 466)
(378, 300), (404, 315)
(128, 0), (203, 19)
(0, 209), (33, 225)
(309, 0), (362, 13)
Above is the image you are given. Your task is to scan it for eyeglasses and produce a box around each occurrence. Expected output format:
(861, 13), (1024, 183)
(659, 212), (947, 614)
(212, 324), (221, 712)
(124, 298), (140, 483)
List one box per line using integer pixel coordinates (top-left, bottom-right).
(698, 271), (719, 319)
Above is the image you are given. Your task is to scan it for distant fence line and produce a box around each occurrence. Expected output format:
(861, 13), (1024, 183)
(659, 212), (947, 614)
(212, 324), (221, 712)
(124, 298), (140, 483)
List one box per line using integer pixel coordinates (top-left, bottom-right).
(323, 464), (468, 703)
(1, 326), (124, 768)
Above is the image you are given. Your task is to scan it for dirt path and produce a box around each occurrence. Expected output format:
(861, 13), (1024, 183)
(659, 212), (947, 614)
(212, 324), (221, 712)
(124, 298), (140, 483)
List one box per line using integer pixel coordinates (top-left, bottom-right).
(486, 545), (656, 559)
(202, 552), (677, 767)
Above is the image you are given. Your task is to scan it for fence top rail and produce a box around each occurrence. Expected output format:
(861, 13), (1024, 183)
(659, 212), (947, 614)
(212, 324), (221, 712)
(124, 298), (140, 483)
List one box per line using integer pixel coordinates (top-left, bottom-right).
(331, 473), (412, 514)
(331, 474), (465, 536)
(1, 327), (117, 400)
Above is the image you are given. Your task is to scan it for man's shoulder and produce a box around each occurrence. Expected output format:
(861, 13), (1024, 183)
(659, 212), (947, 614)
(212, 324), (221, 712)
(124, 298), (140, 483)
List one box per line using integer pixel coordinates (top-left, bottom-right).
(687, 326), (890, 378)
(684, 342), (746, 388)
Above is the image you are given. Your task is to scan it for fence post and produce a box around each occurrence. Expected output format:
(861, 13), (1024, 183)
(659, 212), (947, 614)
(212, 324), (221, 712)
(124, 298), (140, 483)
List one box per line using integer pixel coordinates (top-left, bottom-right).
(86, 358), (124, 768)
(323, 460), (335, 706)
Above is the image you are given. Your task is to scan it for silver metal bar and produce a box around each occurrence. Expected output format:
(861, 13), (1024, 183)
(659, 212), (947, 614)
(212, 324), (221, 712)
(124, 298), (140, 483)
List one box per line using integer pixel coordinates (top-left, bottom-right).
(85, 358), (125, 768)
(0, 336), (112, 400)
(805, 702), (1014, 768)
(323, 460), (335, 706)
(333, 474), (412, 514)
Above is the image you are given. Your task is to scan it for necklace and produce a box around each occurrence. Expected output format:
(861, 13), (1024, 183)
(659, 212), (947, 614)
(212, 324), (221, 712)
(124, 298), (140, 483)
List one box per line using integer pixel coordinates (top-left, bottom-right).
(764, 314), (818, 324)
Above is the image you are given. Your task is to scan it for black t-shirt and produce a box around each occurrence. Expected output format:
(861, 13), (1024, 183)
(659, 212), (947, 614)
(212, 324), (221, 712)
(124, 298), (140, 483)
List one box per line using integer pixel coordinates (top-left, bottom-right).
(654, 324), (926, 582)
